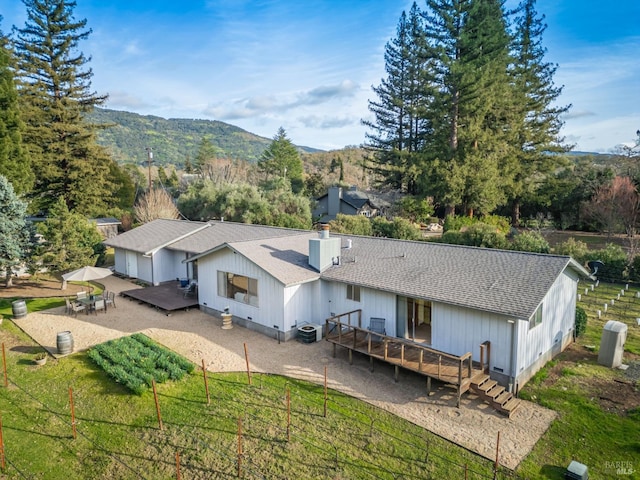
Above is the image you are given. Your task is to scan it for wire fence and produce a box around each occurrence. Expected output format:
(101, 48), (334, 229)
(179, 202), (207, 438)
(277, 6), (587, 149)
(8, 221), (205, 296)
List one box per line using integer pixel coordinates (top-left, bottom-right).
(0, 354), (528, 480)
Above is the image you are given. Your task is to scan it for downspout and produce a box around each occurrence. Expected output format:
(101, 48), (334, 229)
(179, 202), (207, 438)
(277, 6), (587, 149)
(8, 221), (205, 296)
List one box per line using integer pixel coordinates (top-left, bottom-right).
(508, 319), (517, 393)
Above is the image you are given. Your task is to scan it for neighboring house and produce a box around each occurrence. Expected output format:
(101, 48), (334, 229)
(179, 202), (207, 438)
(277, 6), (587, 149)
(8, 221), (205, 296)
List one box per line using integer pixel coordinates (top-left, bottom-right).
(313, 186), (384, 223)
(104, 218), (590, 393)
(91, 217), (122, 239)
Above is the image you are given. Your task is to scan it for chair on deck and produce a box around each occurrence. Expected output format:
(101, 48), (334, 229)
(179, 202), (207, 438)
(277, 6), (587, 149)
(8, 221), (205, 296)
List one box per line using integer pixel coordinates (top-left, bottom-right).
(76, 291), (87, 300)
(183, 282), (197, 298)
(368, 317), (386, 342)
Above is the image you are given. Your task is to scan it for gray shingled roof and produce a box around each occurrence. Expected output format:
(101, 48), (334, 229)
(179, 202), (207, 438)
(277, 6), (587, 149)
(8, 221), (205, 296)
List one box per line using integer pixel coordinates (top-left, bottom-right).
(320, 235), (583, 320)
(103, 219), (207, 253)
(227, 233), (319, 285)
(105, 219), (587, 320)
(168, 221), (308, 254)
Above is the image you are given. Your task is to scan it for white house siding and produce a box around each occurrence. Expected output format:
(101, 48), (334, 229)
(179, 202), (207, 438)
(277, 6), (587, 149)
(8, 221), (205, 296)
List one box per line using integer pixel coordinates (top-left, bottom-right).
(322, 281), (396, 333)
(196, 249), (289, 335)
(153, 249), (188, 284)
(515, 269), (579, 388)
(283, 281), (321, 332)
(431, 303), (514, 379)
(114, 248), (127, 276)
(138, 255), (152, 284)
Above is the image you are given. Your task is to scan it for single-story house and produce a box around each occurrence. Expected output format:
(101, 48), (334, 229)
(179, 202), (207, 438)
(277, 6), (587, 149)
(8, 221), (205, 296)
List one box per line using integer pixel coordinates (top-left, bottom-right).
(313, 186), (385, 223)
(104, 218), (590, 392)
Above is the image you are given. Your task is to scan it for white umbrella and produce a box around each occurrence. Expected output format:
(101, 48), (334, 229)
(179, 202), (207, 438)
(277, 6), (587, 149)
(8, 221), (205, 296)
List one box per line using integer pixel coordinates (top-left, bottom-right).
(61, 266), (113, 290)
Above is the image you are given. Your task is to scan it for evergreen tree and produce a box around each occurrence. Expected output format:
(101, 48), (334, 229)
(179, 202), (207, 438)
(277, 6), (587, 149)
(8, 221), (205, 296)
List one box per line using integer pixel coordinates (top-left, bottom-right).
(506, 0), (570, 226)
(34, 196), (104, 275)
(0, 26), (33, 194)
(258, 127), (304, 193)
(363, 3), (433, 193)
(195, 136), (216, 174)
(422, 0), (515, 217)
(0, 175), (31, 287)
(12, 0), (115, 215)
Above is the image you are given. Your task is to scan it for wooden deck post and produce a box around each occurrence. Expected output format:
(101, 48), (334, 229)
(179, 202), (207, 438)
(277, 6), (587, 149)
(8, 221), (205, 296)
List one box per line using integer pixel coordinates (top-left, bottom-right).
(394, 365), (399, 383)
(480, 343), (485, 372)
(401, 344), (405, 366)
(456, 360), (463, 407)
(419, 350), (423, 372)
(370, 356), (374, 372)
(333, 342), (336, 358)
(426, 376), (431, 394)
(349, 349), (352, 365)
(437, 356), (441, 379)
(384, 341), (388, 361)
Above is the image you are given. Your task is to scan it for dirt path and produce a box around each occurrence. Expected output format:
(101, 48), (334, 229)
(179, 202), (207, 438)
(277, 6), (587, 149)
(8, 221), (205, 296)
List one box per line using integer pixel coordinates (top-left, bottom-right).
(9, 275), (555, 470)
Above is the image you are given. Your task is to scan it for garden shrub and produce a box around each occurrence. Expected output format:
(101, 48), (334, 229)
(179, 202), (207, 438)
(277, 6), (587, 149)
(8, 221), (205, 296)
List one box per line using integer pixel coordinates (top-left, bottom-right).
(554, 237), (589, 264)
(509, 230), (550, 253)
(584, 243), (629, 282)
(574, 305), (587, 338)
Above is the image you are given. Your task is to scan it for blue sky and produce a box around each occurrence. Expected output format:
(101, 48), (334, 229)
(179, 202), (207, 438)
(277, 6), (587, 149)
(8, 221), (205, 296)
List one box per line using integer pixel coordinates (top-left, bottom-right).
(1, 0), (638, 153)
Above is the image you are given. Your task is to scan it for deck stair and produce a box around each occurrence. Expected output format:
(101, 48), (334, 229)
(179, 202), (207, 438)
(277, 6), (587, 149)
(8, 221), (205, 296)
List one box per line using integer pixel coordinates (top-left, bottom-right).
(470, 373), (521, 417)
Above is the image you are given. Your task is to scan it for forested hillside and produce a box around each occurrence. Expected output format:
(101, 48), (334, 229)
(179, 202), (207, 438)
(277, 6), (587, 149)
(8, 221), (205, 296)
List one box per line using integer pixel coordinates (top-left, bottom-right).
(88, 108), (321, 168)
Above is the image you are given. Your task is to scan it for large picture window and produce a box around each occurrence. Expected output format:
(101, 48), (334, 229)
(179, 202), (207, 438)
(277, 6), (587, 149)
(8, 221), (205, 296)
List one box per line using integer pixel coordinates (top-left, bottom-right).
(217, 271), (259, 307)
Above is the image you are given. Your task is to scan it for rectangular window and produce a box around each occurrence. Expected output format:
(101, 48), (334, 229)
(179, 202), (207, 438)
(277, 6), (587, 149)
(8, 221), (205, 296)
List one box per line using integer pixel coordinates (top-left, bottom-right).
(217, 270), (259, 307)
(346, 284), (361, 302)
(529, 304), (542, 330)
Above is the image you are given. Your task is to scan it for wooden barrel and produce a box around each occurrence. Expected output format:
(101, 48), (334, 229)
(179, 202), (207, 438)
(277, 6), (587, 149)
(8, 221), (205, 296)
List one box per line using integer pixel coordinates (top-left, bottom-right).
(12, 299), (27, 319)
(56, 331), (74, 355)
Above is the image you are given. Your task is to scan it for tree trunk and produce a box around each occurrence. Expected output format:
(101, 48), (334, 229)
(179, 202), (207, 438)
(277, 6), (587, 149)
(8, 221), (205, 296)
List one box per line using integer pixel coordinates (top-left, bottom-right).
(511, 200), (521, 227)
(444, 205), (456, 218)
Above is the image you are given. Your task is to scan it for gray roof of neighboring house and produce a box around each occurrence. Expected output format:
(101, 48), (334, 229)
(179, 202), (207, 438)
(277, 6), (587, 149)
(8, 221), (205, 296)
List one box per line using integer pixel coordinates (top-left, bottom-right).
(320, 235), (586, 320)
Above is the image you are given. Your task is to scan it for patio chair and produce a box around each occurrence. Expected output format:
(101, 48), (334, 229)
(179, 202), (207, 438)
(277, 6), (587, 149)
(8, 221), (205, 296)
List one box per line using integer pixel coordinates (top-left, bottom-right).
(368, 317), (386, 342)
(66, 298), (86, 316)
(105, 291), (116, 309)
(76, 291), (87, 300)
(183, 282), (197, 298)
(92, 299), (106, 315)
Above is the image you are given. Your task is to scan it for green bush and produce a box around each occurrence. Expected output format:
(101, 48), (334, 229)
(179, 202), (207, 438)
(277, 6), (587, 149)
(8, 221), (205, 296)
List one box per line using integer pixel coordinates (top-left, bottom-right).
(509, 230), (550, 253)
(584, 244), (629, 282)
(574, 305), (587, 338)
(443, 215), (475, 233)
(554, 237), (590, 264)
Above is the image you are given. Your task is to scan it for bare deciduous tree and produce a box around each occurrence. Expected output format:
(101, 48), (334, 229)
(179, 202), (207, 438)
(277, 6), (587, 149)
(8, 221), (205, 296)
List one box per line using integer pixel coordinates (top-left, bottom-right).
(583, 176), (640, 256)
(134, 188), (179, 224)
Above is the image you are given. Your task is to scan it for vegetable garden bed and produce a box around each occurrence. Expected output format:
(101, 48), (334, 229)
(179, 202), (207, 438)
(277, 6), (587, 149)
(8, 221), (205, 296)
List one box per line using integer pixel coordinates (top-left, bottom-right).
(88, 333), (194, 394)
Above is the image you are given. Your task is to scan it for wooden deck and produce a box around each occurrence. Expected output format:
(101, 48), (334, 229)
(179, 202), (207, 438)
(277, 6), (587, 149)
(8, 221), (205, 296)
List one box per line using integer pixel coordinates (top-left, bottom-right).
(325, 310), (482, 407)
(120, 282), (199, 314)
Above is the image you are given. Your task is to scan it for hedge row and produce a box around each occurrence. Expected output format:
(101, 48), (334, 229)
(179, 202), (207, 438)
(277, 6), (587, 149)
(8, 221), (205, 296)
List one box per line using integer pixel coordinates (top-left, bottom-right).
(88, 334), (194, 395)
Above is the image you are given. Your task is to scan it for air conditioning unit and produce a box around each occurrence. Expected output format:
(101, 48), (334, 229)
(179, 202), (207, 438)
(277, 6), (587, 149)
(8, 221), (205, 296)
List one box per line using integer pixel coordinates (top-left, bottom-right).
(565, 461), (588, 480)
(298, 324), (322, 343)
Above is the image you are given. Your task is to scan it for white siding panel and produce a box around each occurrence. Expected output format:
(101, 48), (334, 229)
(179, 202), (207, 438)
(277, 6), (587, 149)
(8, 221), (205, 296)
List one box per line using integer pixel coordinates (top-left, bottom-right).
(114, 248), (126, 276)
(432, 303), (514, 373)
(138, 255), (152, 284)
(518, 270), (578, 377)
(153, 249), (188, 284)
(322, 281), (396, 332)
(197, 249), (288, 331)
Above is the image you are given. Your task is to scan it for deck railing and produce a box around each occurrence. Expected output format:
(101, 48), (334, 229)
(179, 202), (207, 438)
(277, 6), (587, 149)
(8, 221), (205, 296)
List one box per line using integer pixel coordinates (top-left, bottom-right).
(325, 315), (476, 406)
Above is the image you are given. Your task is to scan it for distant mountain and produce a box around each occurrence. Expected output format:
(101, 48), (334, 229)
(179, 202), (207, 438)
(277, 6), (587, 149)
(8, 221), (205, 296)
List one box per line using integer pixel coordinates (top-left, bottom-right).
(88, 108), (322, 168)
